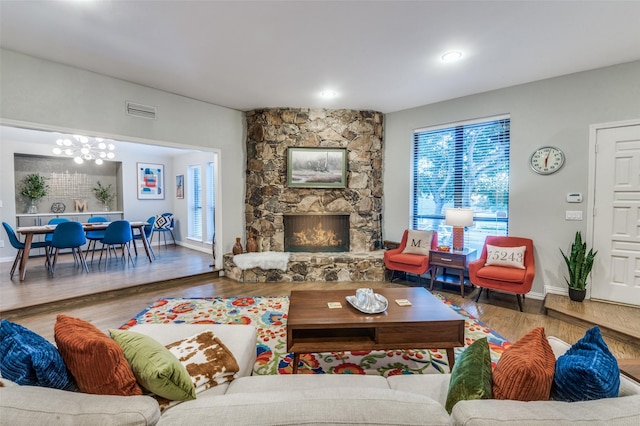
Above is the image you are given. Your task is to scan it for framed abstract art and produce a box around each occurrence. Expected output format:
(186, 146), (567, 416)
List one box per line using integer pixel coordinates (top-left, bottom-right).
(137, 163), (165, 199)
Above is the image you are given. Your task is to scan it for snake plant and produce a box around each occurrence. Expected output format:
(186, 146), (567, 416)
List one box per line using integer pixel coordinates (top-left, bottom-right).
(560, 231), (597, 291)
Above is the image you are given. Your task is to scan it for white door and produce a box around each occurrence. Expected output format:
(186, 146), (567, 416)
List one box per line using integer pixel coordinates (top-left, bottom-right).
(589, 122), (640, 306)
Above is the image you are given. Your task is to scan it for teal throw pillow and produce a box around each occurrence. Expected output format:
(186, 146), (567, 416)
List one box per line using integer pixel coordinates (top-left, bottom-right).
(0, 319), (75, 390)
(110, 329), (195, 401)
(552, 326), (620, 402)
(445, 337), (492, 413)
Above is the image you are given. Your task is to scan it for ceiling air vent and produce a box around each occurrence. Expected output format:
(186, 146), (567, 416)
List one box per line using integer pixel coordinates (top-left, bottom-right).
(126, 102), (157, 119)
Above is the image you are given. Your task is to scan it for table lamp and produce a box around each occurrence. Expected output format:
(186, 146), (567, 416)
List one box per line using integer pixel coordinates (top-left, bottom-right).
(445, 208), (474, 251)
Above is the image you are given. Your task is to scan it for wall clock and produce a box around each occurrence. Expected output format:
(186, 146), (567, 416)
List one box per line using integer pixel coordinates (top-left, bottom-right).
(529, 146), (565, 175)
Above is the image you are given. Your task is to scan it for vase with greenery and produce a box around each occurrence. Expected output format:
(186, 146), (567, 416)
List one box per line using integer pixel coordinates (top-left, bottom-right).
(93, 181), (114, 211)
(560, 231), (597, 302)
(20, 173), (49, 214)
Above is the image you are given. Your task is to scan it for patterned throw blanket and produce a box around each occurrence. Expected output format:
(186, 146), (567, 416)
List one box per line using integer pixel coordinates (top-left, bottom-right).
(123, 294), (510, 375)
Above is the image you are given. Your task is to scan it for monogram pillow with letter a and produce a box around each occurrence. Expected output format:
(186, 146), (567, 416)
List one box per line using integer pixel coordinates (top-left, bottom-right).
(484, 245), (526, 269)
(401, 230), (433, 256)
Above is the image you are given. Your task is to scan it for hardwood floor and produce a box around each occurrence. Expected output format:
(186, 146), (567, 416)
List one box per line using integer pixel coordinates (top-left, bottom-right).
(0, 244), (216, 313)
(2, 246), (640, 360)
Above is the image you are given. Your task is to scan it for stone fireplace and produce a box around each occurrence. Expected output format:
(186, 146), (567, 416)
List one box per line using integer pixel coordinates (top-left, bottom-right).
(224, 108), (385, 282)
(284, 213), (350, 252)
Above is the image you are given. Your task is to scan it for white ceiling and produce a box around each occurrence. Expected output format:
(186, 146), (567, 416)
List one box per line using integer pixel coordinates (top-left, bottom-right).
(2, 1), (640, 114)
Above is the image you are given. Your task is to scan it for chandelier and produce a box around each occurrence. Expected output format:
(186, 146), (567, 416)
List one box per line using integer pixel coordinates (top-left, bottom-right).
(52, 135), (116, 165)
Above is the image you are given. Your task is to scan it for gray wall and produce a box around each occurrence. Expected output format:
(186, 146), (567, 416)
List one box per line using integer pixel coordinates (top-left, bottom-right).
(0, 49), (245, 265)
(384, 60), (640, 297)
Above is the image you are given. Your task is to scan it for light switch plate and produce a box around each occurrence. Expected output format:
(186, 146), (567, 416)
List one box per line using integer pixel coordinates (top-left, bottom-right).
(565, 210), (583, 221)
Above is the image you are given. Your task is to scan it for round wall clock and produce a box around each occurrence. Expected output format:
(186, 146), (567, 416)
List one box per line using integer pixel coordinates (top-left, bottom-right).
(529, 146), (565, 175)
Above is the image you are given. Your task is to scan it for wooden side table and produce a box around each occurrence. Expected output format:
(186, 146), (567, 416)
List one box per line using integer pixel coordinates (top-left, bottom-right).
(429, 248), (476, 297)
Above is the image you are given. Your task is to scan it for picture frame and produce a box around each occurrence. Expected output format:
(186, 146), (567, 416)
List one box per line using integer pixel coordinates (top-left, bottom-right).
(136, 162), (165, 199)
(287, 147), (347, 188)
(176, 175), (184, 199)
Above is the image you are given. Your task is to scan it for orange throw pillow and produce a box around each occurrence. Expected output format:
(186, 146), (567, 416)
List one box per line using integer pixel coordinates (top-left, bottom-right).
(492, 326), (555, 401)
(54, 314), (142, 396)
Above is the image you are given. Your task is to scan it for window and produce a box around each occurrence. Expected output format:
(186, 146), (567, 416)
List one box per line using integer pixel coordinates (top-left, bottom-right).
(188, 165), (202, 240)
(411, 115), (510, 251)
(206, 160), (216, 244)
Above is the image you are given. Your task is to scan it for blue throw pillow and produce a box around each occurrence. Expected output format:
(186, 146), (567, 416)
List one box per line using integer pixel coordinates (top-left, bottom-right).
(0, 319), (75, 390)
(552, 326), (619, 402)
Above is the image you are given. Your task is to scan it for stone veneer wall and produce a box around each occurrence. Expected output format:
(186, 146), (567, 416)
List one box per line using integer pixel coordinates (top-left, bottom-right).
(244, 108), (384, 253)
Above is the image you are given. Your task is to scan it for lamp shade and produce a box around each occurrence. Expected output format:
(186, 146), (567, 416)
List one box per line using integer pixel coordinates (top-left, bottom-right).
(445, 208), (474, 227)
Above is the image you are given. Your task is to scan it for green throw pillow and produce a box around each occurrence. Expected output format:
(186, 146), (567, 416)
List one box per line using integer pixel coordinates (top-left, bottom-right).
(109, 329), (195, 401)
(445, 337), (492, 414)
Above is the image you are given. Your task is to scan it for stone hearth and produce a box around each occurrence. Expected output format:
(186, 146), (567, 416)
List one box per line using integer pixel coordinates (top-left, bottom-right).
(223, 251), (384, 282)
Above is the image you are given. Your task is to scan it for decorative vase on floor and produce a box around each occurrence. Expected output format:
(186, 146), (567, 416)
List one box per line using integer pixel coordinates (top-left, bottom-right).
(246, 232), (258, 253)
(568, 288), (586, 302)
(232, 238), (243, 255)
(27, 199), (38, 214)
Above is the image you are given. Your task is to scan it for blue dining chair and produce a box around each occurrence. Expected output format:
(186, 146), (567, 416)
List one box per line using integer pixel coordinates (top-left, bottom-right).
(99, 220), (135, 267)
(132, 216), (156, 260)
(85, 216), (108, 263)
(2, 222), (51, 279)
(44, 217), (70, 262)
(49, 221), (89, 277)
(44, 217), (70, 243)
(152, 213), (175, 247)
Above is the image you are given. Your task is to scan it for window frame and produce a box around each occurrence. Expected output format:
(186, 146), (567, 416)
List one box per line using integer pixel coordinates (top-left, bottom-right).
(187, 164), (203, 241)
(410, 115), (511, 251)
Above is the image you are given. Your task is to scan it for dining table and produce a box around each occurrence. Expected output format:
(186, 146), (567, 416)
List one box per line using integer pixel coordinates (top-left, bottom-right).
(15, 221), (154, 281)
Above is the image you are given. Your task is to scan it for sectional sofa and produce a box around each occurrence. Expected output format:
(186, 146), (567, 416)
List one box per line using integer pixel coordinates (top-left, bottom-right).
(2, 323), (639, 425)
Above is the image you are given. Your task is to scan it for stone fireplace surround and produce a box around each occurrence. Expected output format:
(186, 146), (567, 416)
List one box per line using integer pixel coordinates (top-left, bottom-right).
(224, 108), (385, 282)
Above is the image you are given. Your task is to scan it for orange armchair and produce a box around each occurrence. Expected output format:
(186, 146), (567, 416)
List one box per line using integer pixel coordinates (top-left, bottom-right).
(468, 236), (535, 312)
(384, 230), (438, 285)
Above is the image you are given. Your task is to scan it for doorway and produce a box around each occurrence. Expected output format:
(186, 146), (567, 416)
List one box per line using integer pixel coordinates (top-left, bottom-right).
(588, 119), (640, 306)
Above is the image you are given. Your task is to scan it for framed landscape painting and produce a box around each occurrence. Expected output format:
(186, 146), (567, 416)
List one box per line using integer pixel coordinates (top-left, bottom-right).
(137, 162), (165, 199)
(287, 147), (347, 188)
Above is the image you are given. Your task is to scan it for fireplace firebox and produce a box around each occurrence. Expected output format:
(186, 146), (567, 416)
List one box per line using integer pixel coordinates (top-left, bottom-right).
(284, 213), (350, 252)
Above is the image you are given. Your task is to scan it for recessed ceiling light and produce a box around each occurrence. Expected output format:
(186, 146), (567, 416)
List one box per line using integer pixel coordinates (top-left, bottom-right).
(441, 50), (463, 63)
(320, 90), (338, 98)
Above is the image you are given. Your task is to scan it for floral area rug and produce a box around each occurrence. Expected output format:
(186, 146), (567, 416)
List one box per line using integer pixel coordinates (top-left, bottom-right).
(122, 293), (510, 376)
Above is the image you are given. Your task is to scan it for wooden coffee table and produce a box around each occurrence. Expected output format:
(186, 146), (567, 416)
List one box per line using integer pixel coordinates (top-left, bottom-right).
(287, 287), (465, 373)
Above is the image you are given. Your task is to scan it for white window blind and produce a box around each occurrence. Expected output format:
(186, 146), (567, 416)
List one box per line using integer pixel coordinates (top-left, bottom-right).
(188, 165), (202, 240)
(206, 161), (216, 244)
(411, 115), (510, 251)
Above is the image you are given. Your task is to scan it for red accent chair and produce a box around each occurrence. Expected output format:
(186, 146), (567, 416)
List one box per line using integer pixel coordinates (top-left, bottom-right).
(384, 230), (438, 285)
(468, 236), (535, 312)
